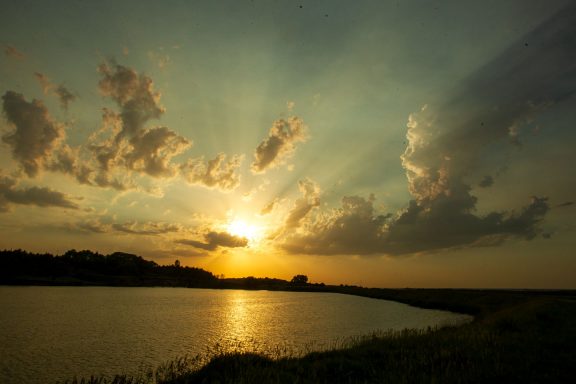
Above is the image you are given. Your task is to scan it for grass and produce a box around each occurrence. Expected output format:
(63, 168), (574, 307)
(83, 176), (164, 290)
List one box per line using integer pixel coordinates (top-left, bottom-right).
(62, 289), (576, 384)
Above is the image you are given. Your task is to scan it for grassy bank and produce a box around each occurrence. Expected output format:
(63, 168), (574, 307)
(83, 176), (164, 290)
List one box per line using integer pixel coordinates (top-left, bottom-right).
(63, 289), (576, 384)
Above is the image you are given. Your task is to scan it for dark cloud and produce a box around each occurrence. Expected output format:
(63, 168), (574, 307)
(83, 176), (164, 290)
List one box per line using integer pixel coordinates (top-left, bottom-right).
(251, 116), (307, 173)
(126, 126), (191, 177)
(72, 218), (181, 235)
(0, 173), (78, 212)
(74, 220), (108, 234)
(112, 221), (181, 235)
(34, 73), (77, 110)
(92, 173), (134, 191)
(478, 175), (494, 188)
(46, 145), (96, 187)
(55, 86), (76, 110)
(177, 231), (248, 251)
(2, 91), (65, 177)
(180, 153), (243, 191)
(1, 91), (101, 188)
(3, 45), (25, 60)
(282, 193), (549, 255)
(281, 6), (575, 256)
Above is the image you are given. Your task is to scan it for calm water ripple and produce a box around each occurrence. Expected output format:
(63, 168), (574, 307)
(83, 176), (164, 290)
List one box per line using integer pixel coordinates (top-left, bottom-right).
(0, 286), (471, 383)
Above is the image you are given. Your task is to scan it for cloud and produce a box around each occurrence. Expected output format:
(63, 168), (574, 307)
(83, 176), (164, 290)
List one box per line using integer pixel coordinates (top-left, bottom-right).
(1, 90), (126, 190)
(34, 73), (77, 110)
(112, 221), (182, 235)
(93, 61), (192, 179)
(72, 218), (182, 235)
(126, 126), (191, 177)
(2, 91), (66, 177)
(0, 173), (78, 212)
(55, 86), (76, 110)
(177, 231), (248, 251)
(34, 73), (52, 94)
(260, 198), (280, 215)
(46, 144), (96, 187)
(3, 45), (25, 60)
(181, 153), (243, 191)
(282, 193), (549, 255)
(282, 194), (389, 255)
(284, 178), (320, 229)
(280, 6), (576, 256)
(478, 175), (494, 188)
(4, 61), (242, 195)
(251, 116), (307, 173)
(98, 61), (164, 137)
(74, 220), (108, 234)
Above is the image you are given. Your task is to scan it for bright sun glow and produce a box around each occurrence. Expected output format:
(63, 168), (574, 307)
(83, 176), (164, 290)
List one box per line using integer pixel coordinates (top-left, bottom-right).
(226, 219), (263, 242)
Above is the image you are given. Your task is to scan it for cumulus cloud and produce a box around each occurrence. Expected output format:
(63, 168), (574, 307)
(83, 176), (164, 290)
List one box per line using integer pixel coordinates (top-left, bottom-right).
(282, 192), (549, 255)
(92, 61), (192, 179)
(126, 126), (191, 177)
(3, 61), (243, 196)
(2, 91), (66, 177)
(282, 194), (388, 255)
(0, 173), (78, 212)
(251, 116), (307, 173)
(46, 145), (96, 186)
(98, 61), (164, 137)
(180, 153), (243, 191)
(281, 6), (575, 256)
(177, 231), (248, 251)
(1, 90), (100, 188)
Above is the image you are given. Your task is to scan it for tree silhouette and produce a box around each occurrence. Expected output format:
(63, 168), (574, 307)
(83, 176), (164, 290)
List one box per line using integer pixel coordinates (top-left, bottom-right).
(291, 274), (308, 285)
(0, 249), (217, 287)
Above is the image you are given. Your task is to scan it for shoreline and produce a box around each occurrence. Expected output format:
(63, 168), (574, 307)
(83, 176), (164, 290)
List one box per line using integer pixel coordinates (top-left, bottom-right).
(2, 285), (575, 383)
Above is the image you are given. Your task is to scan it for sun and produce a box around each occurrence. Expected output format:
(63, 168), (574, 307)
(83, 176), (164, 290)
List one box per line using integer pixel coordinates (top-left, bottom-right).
(226, 219), (263, 242)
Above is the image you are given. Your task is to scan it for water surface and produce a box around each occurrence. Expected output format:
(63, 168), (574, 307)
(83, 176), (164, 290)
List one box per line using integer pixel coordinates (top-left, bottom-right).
(0, 286), (471, 383)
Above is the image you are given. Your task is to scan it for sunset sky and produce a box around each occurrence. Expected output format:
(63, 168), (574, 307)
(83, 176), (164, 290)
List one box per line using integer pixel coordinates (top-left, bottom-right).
(1, 0), (575, 288)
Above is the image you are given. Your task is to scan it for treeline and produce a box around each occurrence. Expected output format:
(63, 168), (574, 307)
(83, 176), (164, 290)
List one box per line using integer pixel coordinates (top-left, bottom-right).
(0, 249), (327, 291)
(0, 249), (217, 287)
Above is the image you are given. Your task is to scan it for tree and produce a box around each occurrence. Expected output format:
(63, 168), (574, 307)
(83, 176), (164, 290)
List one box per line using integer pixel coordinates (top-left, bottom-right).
(290, 274), (308, 285)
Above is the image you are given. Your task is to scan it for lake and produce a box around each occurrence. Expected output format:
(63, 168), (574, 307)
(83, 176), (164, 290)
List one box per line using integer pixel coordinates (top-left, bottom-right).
(0, 286), (471, 383)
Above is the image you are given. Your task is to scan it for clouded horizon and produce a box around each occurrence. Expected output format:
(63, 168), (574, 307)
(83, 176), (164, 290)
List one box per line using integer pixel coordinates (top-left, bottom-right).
(1, 0), (575, 288)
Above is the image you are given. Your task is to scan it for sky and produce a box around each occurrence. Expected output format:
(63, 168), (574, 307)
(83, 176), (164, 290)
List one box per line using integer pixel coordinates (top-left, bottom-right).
(1, 0), (575, 288)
